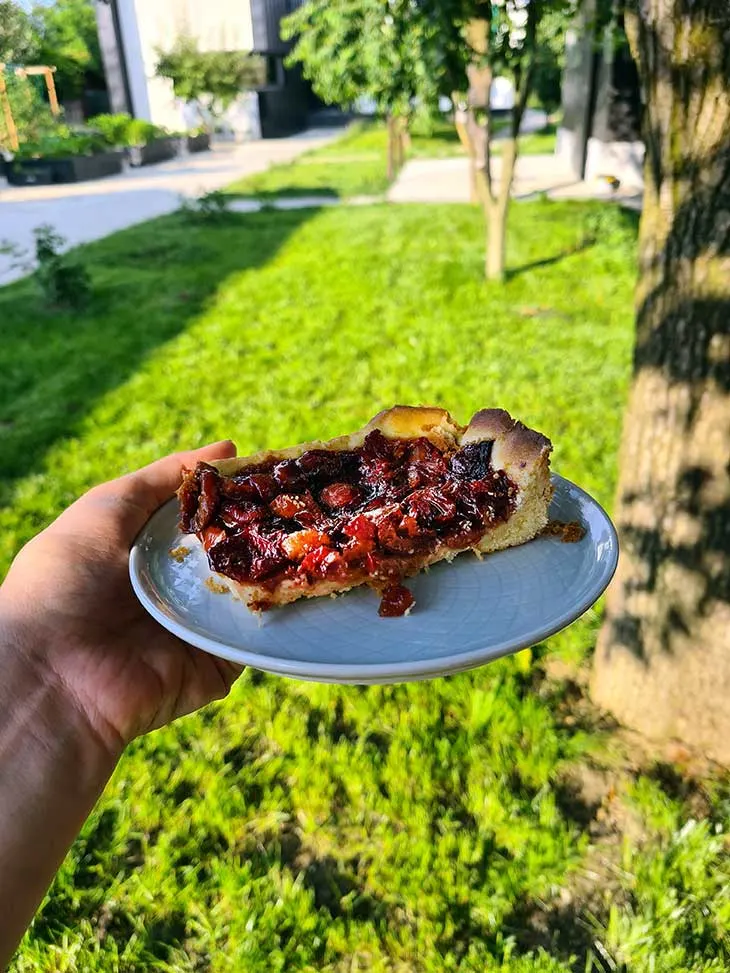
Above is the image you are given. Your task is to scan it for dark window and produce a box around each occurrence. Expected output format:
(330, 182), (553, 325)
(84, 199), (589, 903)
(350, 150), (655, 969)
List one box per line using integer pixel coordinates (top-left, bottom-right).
(266, 56), (283, 87)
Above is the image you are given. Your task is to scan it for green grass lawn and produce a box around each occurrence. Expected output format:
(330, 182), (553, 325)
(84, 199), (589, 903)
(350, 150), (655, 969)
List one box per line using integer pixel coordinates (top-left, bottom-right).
(225, 119), (558, 199)
(2, 200), (730, 972)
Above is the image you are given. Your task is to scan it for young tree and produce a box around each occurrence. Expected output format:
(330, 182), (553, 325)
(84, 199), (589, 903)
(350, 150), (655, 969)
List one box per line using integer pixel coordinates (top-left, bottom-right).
(591, 1), (730, 763)
(282, 0), (463, 181)
(452, 0), (576, 280)
(155, 36), (263, 132)
(285, 0), (574, 277)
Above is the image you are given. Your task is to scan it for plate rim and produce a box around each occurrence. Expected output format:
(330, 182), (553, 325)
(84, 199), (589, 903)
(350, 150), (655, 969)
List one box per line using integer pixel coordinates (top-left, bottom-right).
(129, 474), (619, 683)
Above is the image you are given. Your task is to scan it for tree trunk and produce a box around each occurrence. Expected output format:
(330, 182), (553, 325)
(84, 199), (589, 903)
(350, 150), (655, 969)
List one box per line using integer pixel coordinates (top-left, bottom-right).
(394, 117), (406, 172)
(591, 2), (730, 762)
(484, 138), (517, 281)
(386, 115), (397, 182)
(454, 107), (482, 204)
(402, 121), (411, 154)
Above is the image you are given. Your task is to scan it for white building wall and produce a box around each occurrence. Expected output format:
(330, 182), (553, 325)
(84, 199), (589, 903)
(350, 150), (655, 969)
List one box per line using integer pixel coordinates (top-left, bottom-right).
(117, 0), (256, 133)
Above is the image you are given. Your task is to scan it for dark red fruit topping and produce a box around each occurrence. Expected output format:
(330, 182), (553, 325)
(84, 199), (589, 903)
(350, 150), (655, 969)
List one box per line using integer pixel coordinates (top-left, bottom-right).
(300, 545), (346, 581)
(273, 459), (307, 491)
(189, 464), (220, 532)
(219, 501), (266, 529)
(320, 482), (361, 509)
(177, 431), (516, 613)
(406, 487), (458, 526)
(201, 525), (227, 551)
(270, 493), (310, 519)
(378, 583), (415, 617)
(449, 441), (494, 481)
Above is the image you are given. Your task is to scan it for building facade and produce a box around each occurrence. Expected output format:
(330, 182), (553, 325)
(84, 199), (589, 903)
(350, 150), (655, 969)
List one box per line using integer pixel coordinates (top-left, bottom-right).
(96, 0), (309, 139)
(558, 0), (644, 188)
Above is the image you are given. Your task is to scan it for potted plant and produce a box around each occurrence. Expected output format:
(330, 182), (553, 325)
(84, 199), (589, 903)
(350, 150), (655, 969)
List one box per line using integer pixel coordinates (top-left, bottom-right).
(186, 126), (211, 153)
(126, 119), (178, 166)
(155, 35), (264, 143)
(88, 113), (178, 166)
(5, 129), (124, 185)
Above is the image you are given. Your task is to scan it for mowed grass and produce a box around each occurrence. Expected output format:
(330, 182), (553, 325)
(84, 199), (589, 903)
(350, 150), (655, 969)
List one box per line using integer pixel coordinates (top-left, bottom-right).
(3, 201), (730, 972)
(225, 119), (558, 199)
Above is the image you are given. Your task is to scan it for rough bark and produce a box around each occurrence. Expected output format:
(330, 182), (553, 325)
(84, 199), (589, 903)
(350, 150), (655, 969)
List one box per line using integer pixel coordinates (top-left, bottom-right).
(395, 117), (407, 172)
(591, 1), (730, 762)
(454, 103), (484, 204)
(386, 114), (397, 182)
(485, 139), (516, 282)
(386, 115), (408, 181)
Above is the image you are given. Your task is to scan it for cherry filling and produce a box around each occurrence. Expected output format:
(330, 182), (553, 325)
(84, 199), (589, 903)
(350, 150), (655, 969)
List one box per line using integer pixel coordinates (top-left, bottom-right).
(178, 431), (517, 615)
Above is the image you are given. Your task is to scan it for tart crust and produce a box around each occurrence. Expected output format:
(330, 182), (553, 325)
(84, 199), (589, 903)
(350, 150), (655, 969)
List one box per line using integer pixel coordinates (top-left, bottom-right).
(182, 406), (553, 611)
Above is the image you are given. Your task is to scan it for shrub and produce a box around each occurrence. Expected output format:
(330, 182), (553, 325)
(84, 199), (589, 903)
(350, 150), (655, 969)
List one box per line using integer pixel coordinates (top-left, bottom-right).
(86, 112), (134, 147)
(0, 73), (58, 154)
(179, 190), (230, 222)
(87, 113), (169, 148)
(126, 118), (166, 146)
(33, 225), (92, 309)
(14, 127), (109, 160)
(155, 34), (264, 126)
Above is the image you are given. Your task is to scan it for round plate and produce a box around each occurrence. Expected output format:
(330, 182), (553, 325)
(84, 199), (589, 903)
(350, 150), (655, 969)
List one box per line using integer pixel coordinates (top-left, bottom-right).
(129, 475), (618, 684)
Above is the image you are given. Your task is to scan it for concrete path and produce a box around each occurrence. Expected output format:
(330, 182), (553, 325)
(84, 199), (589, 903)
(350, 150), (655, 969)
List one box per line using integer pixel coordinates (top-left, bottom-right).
(0, 128), (339, 286)
(388, 153), (643, 207)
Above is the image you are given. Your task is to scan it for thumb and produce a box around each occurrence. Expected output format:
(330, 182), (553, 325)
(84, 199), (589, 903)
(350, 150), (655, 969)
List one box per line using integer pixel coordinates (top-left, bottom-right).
(83, 441), (238, 541)
(124, 441), (238, 514)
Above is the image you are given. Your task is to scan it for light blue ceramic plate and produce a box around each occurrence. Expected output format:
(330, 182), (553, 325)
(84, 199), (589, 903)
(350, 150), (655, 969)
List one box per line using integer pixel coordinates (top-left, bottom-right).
(130, 475), (618, 684)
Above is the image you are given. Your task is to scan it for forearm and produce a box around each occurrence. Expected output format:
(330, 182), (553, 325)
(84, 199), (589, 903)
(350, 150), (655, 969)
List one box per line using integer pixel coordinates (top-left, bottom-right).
(0, 621), (119, 967)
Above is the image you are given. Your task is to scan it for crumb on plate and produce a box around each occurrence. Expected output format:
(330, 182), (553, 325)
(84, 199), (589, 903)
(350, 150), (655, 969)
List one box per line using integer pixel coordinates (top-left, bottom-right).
(205, 577), (230, 594)
(541, 520), (586, 543)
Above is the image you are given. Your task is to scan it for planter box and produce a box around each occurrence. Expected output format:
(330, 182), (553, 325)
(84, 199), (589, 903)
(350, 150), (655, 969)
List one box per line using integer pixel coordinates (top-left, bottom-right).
(186, 132), (211, 153)
(128, 137), (178, 167)
(5, 158), (56, 186)
(5, 150), (124, 186)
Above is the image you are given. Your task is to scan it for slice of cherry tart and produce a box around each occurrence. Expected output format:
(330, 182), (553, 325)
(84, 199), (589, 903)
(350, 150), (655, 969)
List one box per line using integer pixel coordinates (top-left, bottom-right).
(177, 407), (553, 616)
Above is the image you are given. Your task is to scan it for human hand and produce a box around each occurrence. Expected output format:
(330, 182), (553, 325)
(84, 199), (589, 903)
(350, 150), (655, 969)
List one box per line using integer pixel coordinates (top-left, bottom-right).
(0, 442), (242, 757)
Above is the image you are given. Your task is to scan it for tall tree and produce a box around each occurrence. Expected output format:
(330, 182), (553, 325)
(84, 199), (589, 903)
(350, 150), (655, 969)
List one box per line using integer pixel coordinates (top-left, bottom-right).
(591, 1), (730, 762)
(30, 0), (103, 99)
(282, 0), (463, 181)
(0, 0), (36, 63)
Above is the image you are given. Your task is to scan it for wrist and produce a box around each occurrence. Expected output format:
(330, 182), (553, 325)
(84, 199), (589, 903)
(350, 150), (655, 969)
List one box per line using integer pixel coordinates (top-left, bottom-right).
(0, 607), (119, 967)
(0, 610), (123, 773)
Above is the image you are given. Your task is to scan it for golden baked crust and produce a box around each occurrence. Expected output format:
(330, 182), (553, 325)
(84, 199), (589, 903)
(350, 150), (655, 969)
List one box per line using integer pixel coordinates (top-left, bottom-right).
(212, 406), (463, 478)
(183, 406), (553, 611)
(463, 409), (553, 556)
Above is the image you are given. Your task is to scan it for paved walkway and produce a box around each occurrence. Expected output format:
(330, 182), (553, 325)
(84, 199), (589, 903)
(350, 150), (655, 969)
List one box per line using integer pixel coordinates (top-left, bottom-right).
(1, 127), (643, 287)
(0, 129), (339, 286)
(388, 153), (642, 207)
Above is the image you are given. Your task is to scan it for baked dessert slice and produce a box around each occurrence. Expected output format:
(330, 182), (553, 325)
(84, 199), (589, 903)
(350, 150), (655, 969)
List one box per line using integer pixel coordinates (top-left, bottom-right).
(177, 406), (553, 616)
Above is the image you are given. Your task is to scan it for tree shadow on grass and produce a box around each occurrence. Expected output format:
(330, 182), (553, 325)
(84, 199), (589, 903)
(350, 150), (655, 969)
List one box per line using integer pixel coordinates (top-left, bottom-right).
(0, 207), (315, 512)
(227, 186), (342, 201)
(505, 236), (598, 280)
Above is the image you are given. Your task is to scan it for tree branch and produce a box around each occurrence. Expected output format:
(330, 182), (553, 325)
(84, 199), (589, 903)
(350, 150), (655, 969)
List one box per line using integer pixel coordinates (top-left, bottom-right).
(510, 0), (539, 139)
